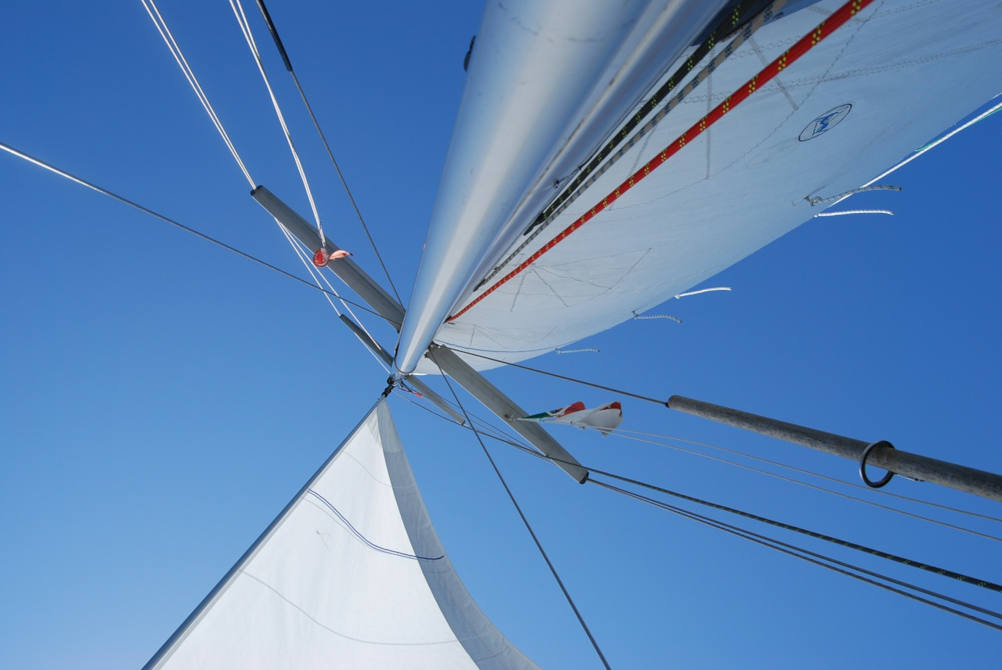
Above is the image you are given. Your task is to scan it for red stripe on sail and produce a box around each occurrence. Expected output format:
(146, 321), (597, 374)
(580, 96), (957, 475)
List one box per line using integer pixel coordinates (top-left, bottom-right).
(448, 0), (872, 322)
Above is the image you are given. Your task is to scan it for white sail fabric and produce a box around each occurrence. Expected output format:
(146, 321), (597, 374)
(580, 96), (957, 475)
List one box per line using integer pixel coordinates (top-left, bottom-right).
(395, 0), (727, 373)
(421, 0), (1002, 370)
(145, 400), (538, 670)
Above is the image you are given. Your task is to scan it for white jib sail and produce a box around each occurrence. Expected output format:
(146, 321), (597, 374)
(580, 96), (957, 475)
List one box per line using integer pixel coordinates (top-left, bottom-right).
(144, 400), (538, 670)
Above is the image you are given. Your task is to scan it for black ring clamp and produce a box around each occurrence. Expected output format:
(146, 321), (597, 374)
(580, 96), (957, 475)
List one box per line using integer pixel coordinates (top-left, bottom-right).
(859, 440), (895, 488)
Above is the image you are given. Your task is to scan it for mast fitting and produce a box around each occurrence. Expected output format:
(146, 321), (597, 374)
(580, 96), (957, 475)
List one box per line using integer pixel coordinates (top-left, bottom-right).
(859, 441), (896, 488)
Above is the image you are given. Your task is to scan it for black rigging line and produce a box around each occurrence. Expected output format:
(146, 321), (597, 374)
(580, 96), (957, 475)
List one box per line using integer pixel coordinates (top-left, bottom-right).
(453, 347), (1001, 526)
(578, 462), (1002, 594)
(404, 394), (1002, 594)
(609, 426), (1002, 525)
(449, 348), (668, 406)
(607, 428), (1002, 542)
(253, 0), (404, 306)
(590, 480), (1002, 632)
(0, 142), (400, 328)
(405, 398), (1002, 631)
(429, 357), (614, 670)
(593, 472), (1002, 593)
(603, 480), (1002, 622)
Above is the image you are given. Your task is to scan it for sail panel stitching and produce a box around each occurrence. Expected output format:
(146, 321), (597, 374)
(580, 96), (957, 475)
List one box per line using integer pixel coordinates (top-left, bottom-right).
(473, 0), (786, 292)
(451, 0), (874, 322)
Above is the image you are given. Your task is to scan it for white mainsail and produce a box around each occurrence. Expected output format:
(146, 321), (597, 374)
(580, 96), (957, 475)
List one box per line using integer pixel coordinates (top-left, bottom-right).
(401, 0), (1002, 370)
(145, 400), (538, 670)
(395, 0), (728, 374)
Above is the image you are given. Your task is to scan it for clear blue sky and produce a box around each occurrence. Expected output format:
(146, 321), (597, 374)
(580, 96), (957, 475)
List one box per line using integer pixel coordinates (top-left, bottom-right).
(2, 2), (1001, 669)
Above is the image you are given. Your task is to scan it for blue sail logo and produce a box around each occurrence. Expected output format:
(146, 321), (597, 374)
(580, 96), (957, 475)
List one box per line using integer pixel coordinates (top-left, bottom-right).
(799, 103), (852, 141)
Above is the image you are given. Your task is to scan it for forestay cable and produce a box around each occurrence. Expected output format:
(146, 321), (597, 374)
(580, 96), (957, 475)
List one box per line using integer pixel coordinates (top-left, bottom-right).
(431, 359), (613, 670)
(140, 0), (254, 188)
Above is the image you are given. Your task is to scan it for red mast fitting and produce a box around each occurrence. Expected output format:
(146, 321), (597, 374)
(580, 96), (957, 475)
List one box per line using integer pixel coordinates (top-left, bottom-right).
(312, 248), (352, 267)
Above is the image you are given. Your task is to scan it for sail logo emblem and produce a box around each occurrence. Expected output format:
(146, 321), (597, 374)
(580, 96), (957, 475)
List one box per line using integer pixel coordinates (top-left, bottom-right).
(798, 104), (852, 141)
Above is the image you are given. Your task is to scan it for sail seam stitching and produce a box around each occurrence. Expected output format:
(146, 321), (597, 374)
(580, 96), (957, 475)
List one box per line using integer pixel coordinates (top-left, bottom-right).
(450, 0), (874, 322)
(473, 0), (786, 292)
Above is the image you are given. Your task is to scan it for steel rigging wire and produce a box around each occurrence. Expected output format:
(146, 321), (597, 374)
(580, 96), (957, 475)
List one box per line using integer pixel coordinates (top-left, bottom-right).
(229, 0), (326, 248)
(250, 0), (404, 306)
(139, 0), (399, 357)
(453, 348), (671, 405)
(448, 347), (1002, 526)
(404, 396), (1002, 593)
(589, 479), (1002, 632)
(404, 397), (1002, 631)
(0, 142), (397, 328)
(15, 104), (987, 536)
(429, 359), (614, 670)
(608, 426), (1002, 525)
(441, 382), (1002, 539)
(140, 0), (255, 188)
(144, 0), (995, 532)
(278, 226), (392, 374)
(604, 429), (1002, 542)
(227, 0), (406, 359)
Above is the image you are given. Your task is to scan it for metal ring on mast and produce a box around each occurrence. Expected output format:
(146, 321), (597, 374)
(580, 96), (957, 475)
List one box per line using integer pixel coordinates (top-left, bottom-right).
(860, 440), (896, 488)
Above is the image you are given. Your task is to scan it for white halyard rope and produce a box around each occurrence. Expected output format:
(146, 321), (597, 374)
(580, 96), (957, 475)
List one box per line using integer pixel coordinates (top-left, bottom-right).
(229, 0), (327, 247)
(140, 0), (254, 187)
